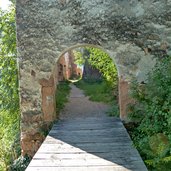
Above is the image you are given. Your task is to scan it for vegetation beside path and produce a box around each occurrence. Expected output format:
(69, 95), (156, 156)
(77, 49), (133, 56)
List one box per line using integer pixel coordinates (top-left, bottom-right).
(56, 81), (71, 115)
(128, 56), (171, 171)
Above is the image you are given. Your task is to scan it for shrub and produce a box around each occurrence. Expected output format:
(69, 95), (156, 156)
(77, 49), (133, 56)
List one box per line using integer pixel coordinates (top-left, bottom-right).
(128, 56), (171, 170)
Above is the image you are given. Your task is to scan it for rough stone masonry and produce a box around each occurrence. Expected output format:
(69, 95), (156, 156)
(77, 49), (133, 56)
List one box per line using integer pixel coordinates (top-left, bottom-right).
(16, 0), (171, 156)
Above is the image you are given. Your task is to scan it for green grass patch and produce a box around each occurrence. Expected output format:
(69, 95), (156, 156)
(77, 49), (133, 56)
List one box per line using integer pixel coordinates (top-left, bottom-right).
(75, 80), (119, 117)
(56, 81), (71, 114)
(74, 80), (114, 103)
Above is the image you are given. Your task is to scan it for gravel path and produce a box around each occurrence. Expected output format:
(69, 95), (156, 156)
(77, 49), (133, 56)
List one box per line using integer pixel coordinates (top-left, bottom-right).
(59, 84), (111, 120)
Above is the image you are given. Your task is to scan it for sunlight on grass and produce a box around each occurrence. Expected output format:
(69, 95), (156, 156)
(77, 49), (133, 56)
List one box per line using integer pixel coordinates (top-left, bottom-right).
(56, 81), (71, 114)
(74, 80), (119, 117)
(74, 80), (114, 103)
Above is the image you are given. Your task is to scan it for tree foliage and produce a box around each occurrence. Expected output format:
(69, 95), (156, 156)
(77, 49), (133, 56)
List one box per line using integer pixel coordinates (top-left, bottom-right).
(0, 4), (21, 170)
(0, 4), (19, 111)
(73, 49), (85, 65)
(74, 47), (118, 89)
(86, 47), (117, 87)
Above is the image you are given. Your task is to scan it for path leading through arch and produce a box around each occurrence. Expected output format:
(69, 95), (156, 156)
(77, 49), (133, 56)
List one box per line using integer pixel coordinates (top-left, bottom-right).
(26, 84), (147, 171)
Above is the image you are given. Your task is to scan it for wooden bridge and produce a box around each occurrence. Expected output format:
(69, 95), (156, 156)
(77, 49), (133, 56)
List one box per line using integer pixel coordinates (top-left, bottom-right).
(26, 85), (147, 171)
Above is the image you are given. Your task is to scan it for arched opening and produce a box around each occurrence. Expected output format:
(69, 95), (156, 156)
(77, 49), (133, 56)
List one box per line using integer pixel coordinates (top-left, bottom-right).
(26, 44), (148, 171)
(22, 44), (134, 157)
(51, 44), (123, 121)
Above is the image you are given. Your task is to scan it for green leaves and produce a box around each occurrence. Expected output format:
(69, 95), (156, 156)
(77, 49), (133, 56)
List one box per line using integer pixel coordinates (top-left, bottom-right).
(129, 56), (171, 169)
(0, 5), (19, 112)
(73, 50), (85, 65)
(73, 47), (118, 89)
(86, 47), (118, 88)
(0, 4), (21, 170)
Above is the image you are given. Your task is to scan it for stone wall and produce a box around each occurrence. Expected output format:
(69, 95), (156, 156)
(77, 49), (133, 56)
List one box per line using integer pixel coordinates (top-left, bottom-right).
(16, 0), (171, 156)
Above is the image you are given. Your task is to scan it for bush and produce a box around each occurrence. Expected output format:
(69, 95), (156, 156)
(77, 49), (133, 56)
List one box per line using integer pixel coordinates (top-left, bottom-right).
(128, 56), (171, 170)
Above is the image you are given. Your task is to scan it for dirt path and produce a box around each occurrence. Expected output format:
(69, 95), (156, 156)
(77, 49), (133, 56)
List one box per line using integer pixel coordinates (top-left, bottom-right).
(59, 84), (111, 120)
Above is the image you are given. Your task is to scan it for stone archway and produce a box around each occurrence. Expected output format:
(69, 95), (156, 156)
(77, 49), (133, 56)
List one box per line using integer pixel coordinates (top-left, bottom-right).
(54, 44), (130, 120)
(16, 0), (171, 156)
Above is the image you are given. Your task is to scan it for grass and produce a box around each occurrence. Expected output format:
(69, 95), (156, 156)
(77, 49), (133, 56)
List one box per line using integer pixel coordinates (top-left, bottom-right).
(74, 80), (119, 117)
(74, 80), (114, 103)
(56, 81), (71, 114)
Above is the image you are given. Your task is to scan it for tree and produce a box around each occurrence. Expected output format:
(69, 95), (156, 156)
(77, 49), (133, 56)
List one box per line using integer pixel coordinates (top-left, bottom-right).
(86, 47), (118, 88)
(0, 4), (21, 170)
(74, 47), (118, 88)
(0, 4), (19, 112)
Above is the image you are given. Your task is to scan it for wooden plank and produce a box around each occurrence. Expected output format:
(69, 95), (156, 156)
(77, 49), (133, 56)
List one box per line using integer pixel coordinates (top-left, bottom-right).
(35, 152), (140, 160)
(39, 142), (133, 149)
(47, 132), (130, 138)
(45, 136), (131, 144)
(28, 158), (127, 167)
(54, 119), (122, 125)
(26, 117), (147, 171)
(28, 158), (145, 169)
(26, 166), (133, 171)
(54, 121), (123, 125)
(56, 116), (121, 123)
(49, 127), (126, 134)
(55, 117), (121, 123)
(37, 145), (137, 154)
(32, 153), (144, 168)
(44, 139), (131, 145)
(52, 124), (123, 130)
(33, 153), (141, 162)
(51, 126), (124, 131)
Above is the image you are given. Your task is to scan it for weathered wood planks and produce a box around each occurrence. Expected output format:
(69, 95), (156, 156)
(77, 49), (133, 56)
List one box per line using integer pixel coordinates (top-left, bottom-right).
(26, 117), (147, 171)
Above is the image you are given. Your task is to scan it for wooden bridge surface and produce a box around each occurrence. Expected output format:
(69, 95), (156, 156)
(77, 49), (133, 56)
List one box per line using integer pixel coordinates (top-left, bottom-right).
(26, 85), (147, 171)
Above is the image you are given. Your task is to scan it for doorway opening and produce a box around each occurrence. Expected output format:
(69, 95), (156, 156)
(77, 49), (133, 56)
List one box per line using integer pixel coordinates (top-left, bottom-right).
(54, 45), (119, 119)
